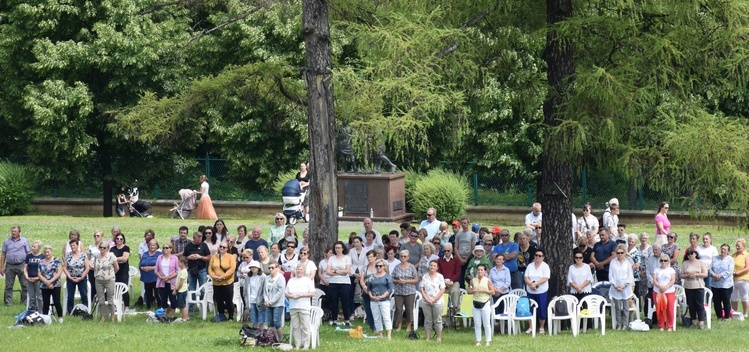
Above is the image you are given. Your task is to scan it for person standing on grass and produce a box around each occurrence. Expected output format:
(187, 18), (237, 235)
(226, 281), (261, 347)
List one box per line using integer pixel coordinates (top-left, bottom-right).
(681, 248), (708, 329)
(184, 231), (211, 304)
(87, 230), (105, 298)
(609, 244), (634, 330)
(367, 259), (394, 339)
(93, 242), (119, 323)
(24, 240), (44, 311)
(653, 253), (676, 331)
(244, 227), (269, 261)
(208, 241), (237, 321)
(264, 263), (286, 341)
(286, 263), (315, 349)
(174, 256), (189, 321)
(139, 240), (161, 310)
(420, 260), (445, 342)
(111, 233), (131, 310)
(156, 242), (179, 318)
(63, 239), (90, 314)
(2, 226), (30, 306)
(38, 245), (63, 321)
(731, 238), (749, 319)
(710, 244), (734, 321)
(468, 264), (495, 347)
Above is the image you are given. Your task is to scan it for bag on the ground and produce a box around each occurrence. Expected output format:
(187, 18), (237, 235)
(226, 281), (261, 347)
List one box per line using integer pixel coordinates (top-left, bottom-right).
(554, 298), (569, 316)
(257, 329), (278, 347)
(516, 297), (532, 317)
(407, 330), (419, 340)
(70, 304), (89, 316)
(15, 309), (45, 326)
(240, 324), (262, 346)
(211, 313), (228, 323)
(681, 308), (692, 328)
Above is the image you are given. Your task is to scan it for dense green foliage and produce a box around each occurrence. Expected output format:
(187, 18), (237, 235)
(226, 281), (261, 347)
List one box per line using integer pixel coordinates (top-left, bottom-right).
(0, 161), (34, 215)
(410, 169), (470, 221)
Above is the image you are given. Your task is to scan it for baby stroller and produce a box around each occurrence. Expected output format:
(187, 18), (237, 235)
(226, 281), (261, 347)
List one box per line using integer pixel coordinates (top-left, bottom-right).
(128, 187), (153, 218)
(281, 179), (309, 225)
(171, 189), (196, 219)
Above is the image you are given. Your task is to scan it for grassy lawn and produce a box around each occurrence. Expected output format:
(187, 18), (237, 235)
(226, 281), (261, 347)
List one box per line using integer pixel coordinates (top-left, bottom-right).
(1, 216), (749, 351)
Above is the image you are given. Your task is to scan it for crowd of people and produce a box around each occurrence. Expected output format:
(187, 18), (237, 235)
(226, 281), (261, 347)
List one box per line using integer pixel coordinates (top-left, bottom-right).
(1, 200), (747, 346)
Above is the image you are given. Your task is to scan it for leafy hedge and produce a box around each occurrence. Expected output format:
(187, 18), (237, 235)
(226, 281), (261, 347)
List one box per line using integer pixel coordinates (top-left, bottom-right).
(0, 161), (35, 215)
(410, 169), (469, 221)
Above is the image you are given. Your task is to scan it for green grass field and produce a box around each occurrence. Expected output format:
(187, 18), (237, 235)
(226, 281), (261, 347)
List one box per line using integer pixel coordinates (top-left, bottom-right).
(1, 216), (749, 351)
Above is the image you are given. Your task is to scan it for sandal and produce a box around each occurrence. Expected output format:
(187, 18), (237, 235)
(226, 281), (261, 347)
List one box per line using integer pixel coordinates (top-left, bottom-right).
(538, 328), (545, 335)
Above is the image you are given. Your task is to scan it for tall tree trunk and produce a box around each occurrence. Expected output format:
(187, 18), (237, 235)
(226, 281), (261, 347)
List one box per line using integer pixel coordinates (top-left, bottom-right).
(541, 0), (574, 296)
(303, 0), (338, 263)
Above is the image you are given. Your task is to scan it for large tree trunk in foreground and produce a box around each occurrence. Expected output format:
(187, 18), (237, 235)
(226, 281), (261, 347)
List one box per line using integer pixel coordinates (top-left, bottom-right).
(303, 0), (338, 263)
(541, 0), (574, 296)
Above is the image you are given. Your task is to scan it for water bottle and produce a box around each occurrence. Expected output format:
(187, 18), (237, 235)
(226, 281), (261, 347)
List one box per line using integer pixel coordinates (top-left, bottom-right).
(370, 208), (374, 217)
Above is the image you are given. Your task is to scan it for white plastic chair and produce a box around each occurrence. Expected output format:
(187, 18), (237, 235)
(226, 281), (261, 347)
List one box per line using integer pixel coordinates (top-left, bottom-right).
(312, 288), (326, 308)
(62, 279), (92, 317)
(491, 294), (520, 335)
(309, 306), (323, 349)
(511, 297), (538, 337)
(609, 294), (640, 329)
(187, 280), (215, 320)
(113, 282), (129, 322)
(232, 283), (243, 322)
(455, 288), (472, 328)
(672, 285), (686, 330)
(704, 288), (713, 329)
(128, 266), (139, 300)
(509, 288), (527, 297)
(577, 295), (607, 335)
(548, 295), (578, 336)
(412, 292), (422, 331)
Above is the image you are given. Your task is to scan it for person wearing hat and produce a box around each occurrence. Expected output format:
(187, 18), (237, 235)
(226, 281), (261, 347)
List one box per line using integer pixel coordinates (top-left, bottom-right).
(454, 217), (478, 289)
(465, 245), (491, 286)
(492, 228), (521, 289)
(418, 208), (441, 241)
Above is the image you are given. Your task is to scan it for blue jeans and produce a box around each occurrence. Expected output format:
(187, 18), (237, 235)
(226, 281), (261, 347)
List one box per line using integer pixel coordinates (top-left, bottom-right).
(362, 295), (375, 330)
(268, 305), (284, 328)
(66, 278), (89, 314)
(251, 303), (267, 325)
(187, 268), (207, 310)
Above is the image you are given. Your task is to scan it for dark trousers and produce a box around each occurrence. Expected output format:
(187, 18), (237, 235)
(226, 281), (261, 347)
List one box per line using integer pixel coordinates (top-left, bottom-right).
(328, 283), (352, 322)
(362, 294), (375, 330)
(685, 288), (706, 322)
(88, 271), (97, 298)
(213, 284), (234, 319)
(596, 269), (609, 283)
(41, 287), (63, 317)
(143, 281), (160, 309)
(115, 274), (129, 307)
(712, 287), (732, 319)
(158, 283), (178, 310)
(66, 278), (89, 313)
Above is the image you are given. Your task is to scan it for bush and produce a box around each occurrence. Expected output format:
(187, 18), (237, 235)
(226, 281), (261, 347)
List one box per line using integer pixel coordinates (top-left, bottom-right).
(273, 169), (301, 194)
(0, 161), (35, 215)
(411, 169), (470, 222)
(403, 169), (424, 212)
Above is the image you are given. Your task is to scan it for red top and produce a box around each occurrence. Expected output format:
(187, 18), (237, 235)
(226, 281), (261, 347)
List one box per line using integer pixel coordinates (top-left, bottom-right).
(438, 256), (461, 282)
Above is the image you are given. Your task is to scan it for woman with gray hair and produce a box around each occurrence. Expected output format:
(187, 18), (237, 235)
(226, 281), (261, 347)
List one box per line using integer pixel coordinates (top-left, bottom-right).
(418, 242), (439, 277)
(269, 213), (286, 245)
(285, 262), (315, 349)
(392, 249), (418, 331)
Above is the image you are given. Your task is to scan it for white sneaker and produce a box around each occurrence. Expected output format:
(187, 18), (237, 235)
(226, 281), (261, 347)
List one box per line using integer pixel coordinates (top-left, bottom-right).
(58, 318), (64, 324)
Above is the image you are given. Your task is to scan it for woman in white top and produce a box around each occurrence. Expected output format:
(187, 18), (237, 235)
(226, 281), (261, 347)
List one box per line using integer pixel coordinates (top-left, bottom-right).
(524, 249), (550, 334)
(326, 241), (353, 326)
(653, 253), (676, 331)
(697, 232), (719, 288)
(62, 229), (84, 260)
(609, 243), (634, 330)
(285, 263), (316, 349)
(194, 174), (218, 220)
(419, 260), (445, 342)
(279, 240), (299, 272)
(567, 251), (594, 300)
(363, 230), (378, 253)
(348, 237), (367, 313)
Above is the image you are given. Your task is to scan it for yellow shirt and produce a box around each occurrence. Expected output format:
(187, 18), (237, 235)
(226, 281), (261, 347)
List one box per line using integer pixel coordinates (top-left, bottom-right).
(208, 253), (237, 286)
(733, 252), (749, 282)
(471, 277), (491, 304)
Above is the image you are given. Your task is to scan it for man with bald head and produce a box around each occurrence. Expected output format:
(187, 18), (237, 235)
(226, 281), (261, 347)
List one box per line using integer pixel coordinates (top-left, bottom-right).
(243, 226), (269, 261)
(358, 218), (382, 246)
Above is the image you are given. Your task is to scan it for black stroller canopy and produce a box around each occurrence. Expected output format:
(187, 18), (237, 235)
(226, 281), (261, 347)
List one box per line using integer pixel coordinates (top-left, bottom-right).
(282, 179), (302, 197)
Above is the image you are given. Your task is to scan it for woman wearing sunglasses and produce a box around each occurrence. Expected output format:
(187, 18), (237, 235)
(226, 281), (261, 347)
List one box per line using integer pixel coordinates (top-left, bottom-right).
(367, 259), (394, 339)
(208, 241), (237, 321)
(92, 242), (119, 322)
(609, 243), (634, 330)
(653, 253), (677, 331)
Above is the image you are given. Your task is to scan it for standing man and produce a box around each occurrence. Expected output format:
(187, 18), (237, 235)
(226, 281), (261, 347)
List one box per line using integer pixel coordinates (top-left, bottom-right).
(183, 231), (211, 301)
(400, 231), (422, 265)
(492, 229), (521, 289)
(453, 217), (478, 289)
(602, 198), (620, 238)
(418, 207), (441, 241)
(525, 203), (542, 245)
(243, 226), (269, 261)
(171, 226), (190, 257)
(438, 243), (461, 310)
(591, 228), (617, 282)
(1, 226), (31, 306)
(358, 218), (382, 246)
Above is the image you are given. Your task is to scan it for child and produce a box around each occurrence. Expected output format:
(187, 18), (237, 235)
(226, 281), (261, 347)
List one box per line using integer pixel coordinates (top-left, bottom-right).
(246, 261), (266, 329)
(174, 256), (189, 321)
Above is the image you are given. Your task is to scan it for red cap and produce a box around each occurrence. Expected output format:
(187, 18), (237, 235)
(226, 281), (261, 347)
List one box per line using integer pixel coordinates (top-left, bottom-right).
(451, 220), (460, 227)
(491, 226), (502, 234)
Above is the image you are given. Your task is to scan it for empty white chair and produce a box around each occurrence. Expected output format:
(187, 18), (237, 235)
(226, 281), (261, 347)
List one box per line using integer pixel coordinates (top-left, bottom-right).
(128, 266), (139, 301)
(187, 280), (215, 320)
(309, 306), (324, 349)
(412, 292), (422, 331)
(577, 295), (607, 335)
(312, 288), (326, 308)
(232, 283), (243, 322)
(548, 295), (578, 336)
(113, 282), (129, 322)
(704, 288), (713, 329)
(673, 285), (686, 330)
(511, 297), (538, 337)
(491, 294), (520, 335)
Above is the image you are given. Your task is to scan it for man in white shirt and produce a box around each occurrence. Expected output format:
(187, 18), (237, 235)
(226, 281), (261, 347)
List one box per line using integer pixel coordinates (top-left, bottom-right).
(358, 217), (382, 246)
(525, 203), (542, 243)
(418, 207), (441, 240)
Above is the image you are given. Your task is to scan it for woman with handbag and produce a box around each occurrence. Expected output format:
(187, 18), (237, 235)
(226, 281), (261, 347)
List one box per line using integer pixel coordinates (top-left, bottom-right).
(681, 248), (708, 328)
(92, 243), (119, 323)
(524, 248), (550, 334)
(468, 264), (495, 347)
(653, 253), (676, 331)
(208, 241), (237, 321)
